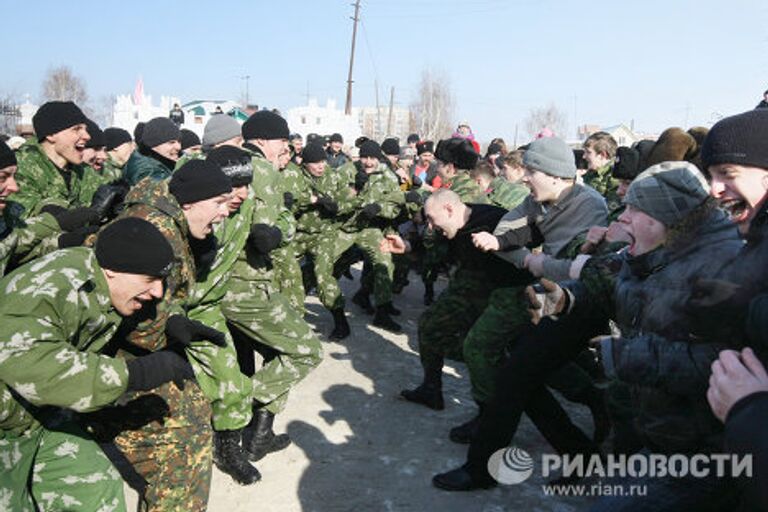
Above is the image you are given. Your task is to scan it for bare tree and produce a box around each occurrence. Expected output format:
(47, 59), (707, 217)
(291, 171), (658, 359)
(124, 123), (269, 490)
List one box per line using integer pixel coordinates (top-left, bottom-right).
(524, 103), (568, 139)
(41, 66), (88, 106)
(410, 69), (454, 141)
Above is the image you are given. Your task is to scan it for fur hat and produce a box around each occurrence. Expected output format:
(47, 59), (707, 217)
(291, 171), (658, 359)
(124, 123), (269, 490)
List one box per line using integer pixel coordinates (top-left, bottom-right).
(644, 127), (698, 170)
(435, 138), (479, 170)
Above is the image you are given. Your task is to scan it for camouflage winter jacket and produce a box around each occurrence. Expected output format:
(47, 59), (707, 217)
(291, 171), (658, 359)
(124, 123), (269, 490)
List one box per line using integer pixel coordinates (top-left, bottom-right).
(14, 139), (101, 217)
(583, 162), (621, 213)
(0, 248), (130, 436)
(227, 147), (296, 287)
(485, 177), (529, 211)
(293, 165), (356, 236)
(113, 178), (192, 351)
(445, 171), (489, 204)
(0, 201), (61, 275)
(341, 163), (405, 232)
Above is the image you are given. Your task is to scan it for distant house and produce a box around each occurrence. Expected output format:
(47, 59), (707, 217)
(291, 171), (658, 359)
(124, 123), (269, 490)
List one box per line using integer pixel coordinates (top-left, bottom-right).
(287, 99), (362, 145)
(577, 123), (649, 147)
(181, 100), (248, 137)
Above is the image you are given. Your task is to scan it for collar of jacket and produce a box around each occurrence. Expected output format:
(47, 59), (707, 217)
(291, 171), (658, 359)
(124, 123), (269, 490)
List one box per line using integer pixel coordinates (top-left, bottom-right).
(242, 142), (266, 159)
(138, 144), (176, 171)
(625, 245), (668, 278)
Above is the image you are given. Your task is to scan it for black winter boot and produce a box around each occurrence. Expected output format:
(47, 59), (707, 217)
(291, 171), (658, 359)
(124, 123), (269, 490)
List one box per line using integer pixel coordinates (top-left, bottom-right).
(401, 361), (444, 410)
(384, 302), (401, 316)
(449, 403), (485, 444)
(586, 389), (611, 445)
(351, 289), (374, 315)
(213, 430), (262, 485)
(373, 303), (402, 333)
(329, 308), (350, 340)
(243, 409), (292, 462)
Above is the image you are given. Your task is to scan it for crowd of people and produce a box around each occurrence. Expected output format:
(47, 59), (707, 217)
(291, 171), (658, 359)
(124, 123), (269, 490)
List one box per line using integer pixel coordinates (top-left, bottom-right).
(0, 98), (766, 511)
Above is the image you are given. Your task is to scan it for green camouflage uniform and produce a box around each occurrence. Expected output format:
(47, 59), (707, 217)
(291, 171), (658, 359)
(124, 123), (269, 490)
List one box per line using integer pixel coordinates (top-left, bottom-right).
(0, 202), (60, 276)
(0, 248), (130, 512)
(291, 163), (357, 311)
(332, 162), (405, 307)
(222, 148), (322, 415)
(102, 154), (128, 183)
(583, 162), (621, 213)
(14, 139), (102, 217)
(100, 178), (213, 512)
(485, 177), (529, 211)
(273, 161), (307, 311)
(186, 198), (256, 432)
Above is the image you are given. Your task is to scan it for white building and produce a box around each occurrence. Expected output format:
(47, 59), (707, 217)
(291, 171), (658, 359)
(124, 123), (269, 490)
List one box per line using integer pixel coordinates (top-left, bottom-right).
(286, 98), (362, 144)
(112, 92), (182, 136)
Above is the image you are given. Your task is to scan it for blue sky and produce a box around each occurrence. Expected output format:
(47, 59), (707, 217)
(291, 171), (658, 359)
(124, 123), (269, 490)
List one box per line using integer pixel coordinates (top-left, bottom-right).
(2, 0), (767, 143)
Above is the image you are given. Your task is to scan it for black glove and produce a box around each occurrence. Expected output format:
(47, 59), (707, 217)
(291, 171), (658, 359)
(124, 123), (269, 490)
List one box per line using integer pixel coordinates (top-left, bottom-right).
(41, 205), (101, 231)
(405, 191), (423, 205)
(283, 192), (295, 210)
(360, 203), (382, 219)
(126, 350), (195, 392)
(411, 175), (423, 187)
(164, 314), (227, 347)
(354, 171), (368, 192)
(189, 234), (218, 272)
(58, 225), (100, 249)
(90, 181), (129, 220)
(248, 223), (282, 254)
(316, 196), (338, 216)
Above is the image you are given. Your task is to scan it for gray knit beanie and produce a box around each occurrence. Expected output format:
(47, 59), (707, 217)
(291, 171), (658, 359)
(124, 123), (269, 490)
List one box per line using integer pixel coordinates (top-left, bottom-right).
(623, 161), (710, 227)
(202, 115), (241, 148)
(522, 137), (576, 178)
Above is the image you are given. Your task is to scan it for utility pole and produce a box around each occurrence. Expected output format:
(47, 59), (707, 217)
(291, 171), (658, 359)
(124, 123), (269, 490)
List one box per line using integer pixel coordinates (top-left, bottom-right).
(375, 79), (381, 139)
(240, 75), (250, 106)
(386, 86), (395, 136)
(344, 0), (361, 116)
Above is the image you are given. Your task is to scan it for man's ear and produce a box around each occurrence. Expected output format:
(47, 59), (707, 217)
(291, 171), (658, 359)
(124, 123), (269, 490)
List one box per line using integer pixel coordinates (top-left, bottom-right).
(103, 268), (116, 279)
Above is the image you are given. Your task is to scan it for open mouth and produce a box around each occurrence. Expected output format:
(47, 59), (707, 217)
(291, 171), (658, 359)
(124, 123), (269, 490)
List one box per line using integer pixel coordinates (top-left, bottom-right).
(719, 198), (751, 224)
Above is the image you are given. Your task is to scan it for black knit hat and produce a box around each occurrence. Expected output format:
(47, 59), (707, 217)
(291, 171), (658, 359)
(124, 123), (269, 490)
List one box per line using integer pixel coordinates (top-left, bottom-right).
(96, 217), (174, 277)
(407, 133), (420, 145)
(359, 140), (383, 160)
(85, 119), (105, 149)
(133, 122), (145, 144)
(612, 146), (642, 181)
(141, 118), (180, 148)
(241, 110), (289, 141)
(0, 141), (16, 169)
(354, 136), (370, 148)
(169, 160), (232, 205)
(104, 128), (132, 151)
(206, 146), (253, 187)
(435, 138), (479, 169)
(33, 101), (89, 142)
(416, 140), (434, 155)
(330, 133), (343, 143)
(180, 129), (201, 150)
(302, 143), (327, 164)
(701, 109), (768, 171)
(381, 138), (400, 156)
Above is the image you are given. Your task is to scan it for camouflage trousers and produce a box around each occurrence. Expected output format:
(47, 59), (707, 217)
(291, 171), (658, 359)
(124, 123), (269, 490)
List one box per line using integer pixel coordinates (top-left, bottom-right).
(418, 273), (496, 367)
(462, 286), (531, 403)
(106, 381), (212, 512)
(334, 228), (394, 306)
(293, 230), (345, 311)
(187, 303), (254, 431)
(0, 422), (126, 512)
(222, 278), (323, 415)
(271, 244), (306, 314)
